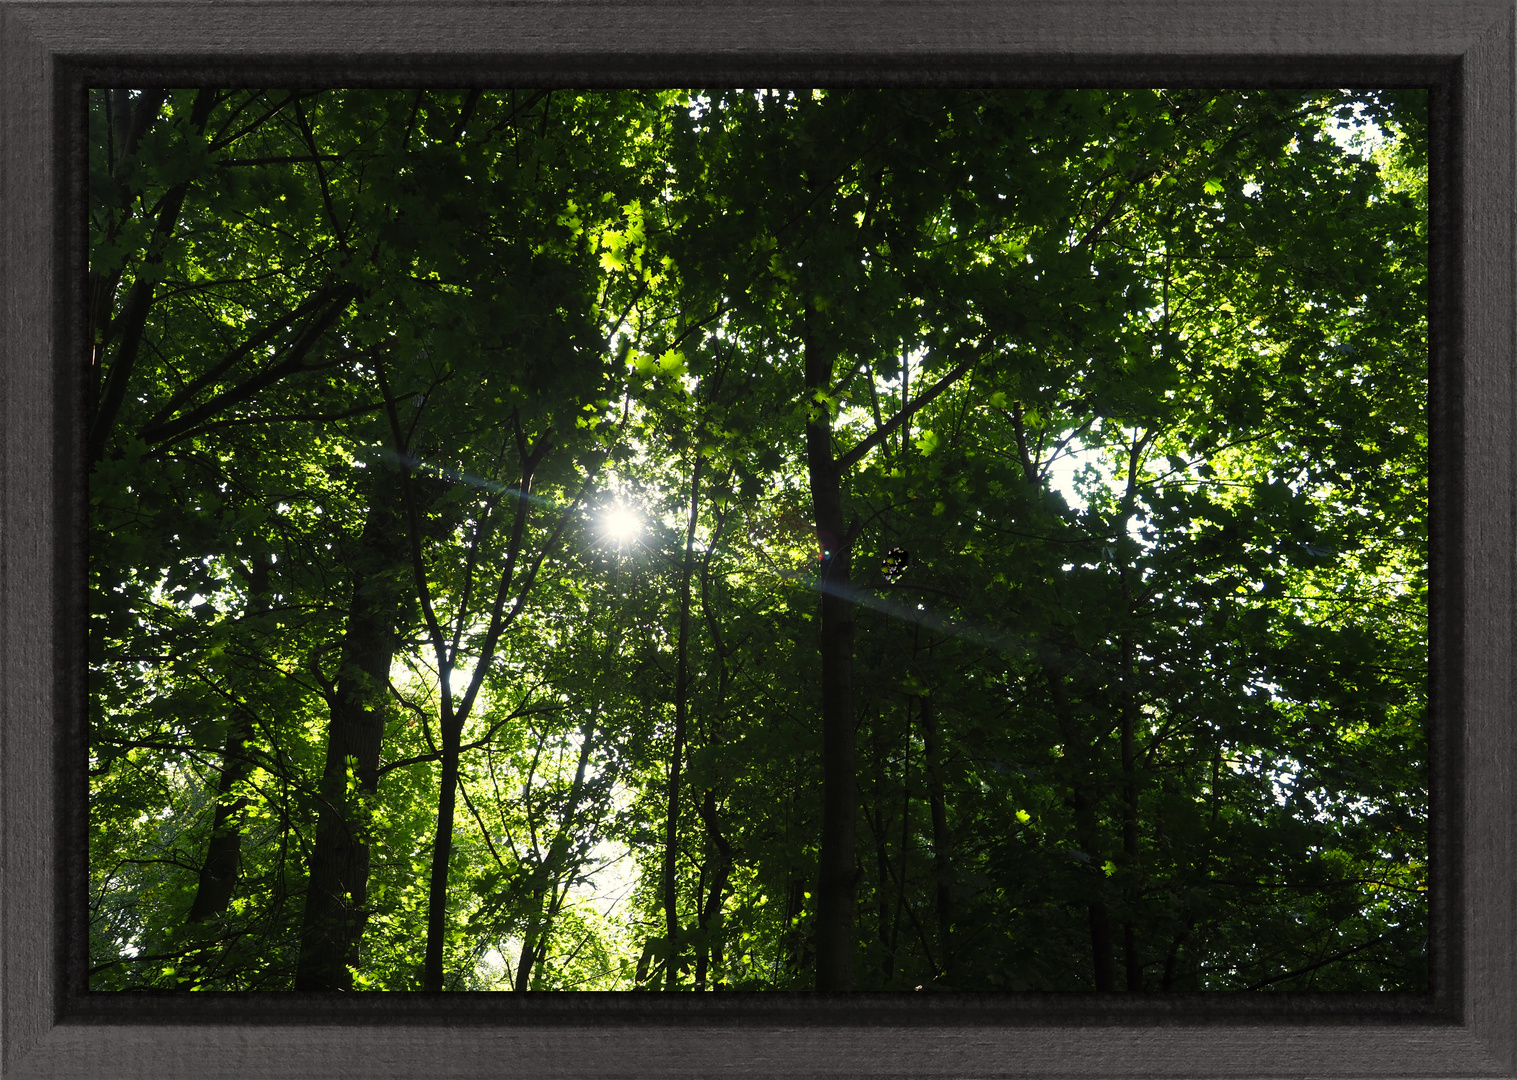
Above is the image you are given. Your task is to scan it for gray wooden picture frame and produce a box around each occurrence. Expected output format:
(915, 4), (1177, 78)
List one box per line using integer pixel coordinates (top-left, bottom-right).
(2, 1), (1512, 1076)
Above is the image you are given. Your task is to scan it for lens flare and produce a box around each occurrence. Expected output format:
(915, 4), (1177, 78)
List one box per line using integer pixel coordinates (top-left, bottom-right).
(603, 503), (641, 545)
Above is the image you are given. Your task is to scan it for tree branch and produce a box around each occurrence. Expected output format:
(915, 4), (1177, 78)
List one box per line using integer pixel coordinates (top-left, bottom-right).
(836, 348), (984, 472)
(137, 287), (360, 448)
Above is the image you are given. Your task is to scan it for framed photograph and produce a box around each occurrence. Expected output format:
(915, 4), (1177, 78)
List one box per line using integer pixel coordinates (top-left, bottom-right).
(3, 1), (1513, 1076)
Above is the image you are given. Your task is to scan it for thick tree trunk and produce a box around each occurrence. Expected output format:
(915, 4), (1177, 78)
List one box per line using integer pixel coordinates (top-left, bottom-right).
(295, 480), (409, 991)
(514, 893), (547, 992)
(809, 462), (857, 991)
(1088, 900), (1115, 991)
(186, 726), (252, 924)
(920, 696), (955, 986)
(802, 318), (858, 992)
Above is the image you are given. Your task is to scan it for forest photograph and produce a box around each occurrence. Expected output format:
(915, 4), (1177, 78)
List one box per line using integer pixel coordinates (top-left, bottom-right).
(87, 86), (1428, 993)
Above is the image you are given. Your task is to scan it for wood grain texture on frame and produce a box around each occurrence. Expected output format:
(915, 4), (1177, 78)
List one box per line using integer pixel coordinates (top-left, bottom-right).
(1, 1), (1512, 1076)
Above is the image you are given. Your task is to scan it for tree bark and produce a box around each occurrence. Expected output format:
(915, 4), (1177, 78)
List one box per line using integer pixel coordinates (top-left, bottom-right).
(1014, 404), (1115, 990)
(1120, 630), (1142, 991)
(919, 695), (955, 986)
(782, 876), (811, 982)
(89, 88), (169, 408)
(802, 315), (858, 992)
(403, 407), (560, 992)
(186, 557), (272, 925)
(185, 723), (252, 924)
(512, 709), (600, 992)
(88, 89), (216, 466)
(663, 456), (702, 989)
(1047, 668), (1114, 991)
(424, 719), (465, 989)
(294, 477), (409, 991)
(869, 720), (896, 985)
(694, 790), (733, 991)
(693, 499), (739, 991)
(1117, 431), (1148, 991)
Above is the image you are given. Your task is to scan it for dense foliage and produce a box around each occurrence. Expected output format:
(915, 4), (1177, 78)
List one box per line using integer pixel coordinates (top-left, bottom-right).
(88, 87), (1427, 992)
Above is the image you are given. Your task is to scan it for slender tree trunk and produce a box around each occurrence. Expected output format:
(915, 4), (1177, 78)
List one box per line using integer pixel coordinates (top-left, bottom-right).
(512, 712), (600, 992)
(186, 556), (272, 927)
(664, 457), (702, 990)
(693, 497), (738, 992)
(1162, 923), (1192, 991)
(423, 719), (465, 990)
(890, 700), (912, 974)
(295, 480), (409, 990)
(870, 721), (896, 985)
(782, 876), (811, 981)
(919, 695), (955, 986)
(802, 314), (858, 992)
(1119, 630), (1142, 991)
(88, 89), (215, 466)
(1117, 433), (1147, 991)
(405, 416), (558, 992)
(1047, 668), (1114, 991)
(694, 791), (733, 991)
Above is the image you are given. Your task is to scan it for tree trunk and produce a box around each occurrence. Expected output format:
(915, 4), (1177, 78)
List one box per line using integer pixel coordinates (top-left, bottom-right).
(920, 695), (955, 986)
(295, 479), (409, 991)
(186, 723), (253, 924)
(1162, 923), (1192, 991)
(694, 790), (733, 991)
(870, 720), (896, 985)
(802, 315), (858, 992)
(422, 720), (464, 990)
(1088, 900), (1115, 992)
(187, 557), (272, 926)
(514, 891), (547, 992)
(663, 456), (702, 989)
(890, 701), (912, 977)
(399, 412), (559, 992)
(88, 89), (216, 466)
(693, 498), (738, 991)
(511, 711), (600, 992)
(1047, 668), (1114, 991)
(1117, 433), (1147, 991)
(1014, 412), (1115, 990)
(1120, 630), (1142, 991)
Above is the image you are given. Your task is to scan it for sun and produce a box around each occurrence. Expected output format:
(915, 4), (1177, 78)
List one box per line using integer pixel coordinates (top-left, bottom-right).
(602, 503), (642, 546)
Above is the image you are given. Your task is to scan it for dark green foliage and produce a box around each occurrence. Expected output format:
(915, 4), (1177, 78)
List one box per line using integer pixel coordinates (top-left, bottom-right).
(89, 88), (1426, 992)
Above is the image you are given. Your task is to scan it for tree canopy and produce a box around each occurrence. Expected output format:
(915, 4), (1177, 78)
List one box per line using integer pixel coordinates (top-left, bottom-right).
(88, 87), (1427, 992)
